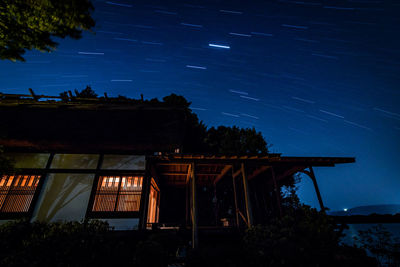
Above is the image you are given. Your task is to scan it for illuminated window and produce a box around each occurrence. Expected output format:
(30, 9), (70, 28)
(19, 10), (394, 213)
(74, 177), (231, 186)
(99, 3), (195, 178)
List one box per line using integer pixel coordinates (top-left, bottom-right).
(92, 176), (143, 212)
(147, 178), (160, 224)
(0, 175), (41, 213)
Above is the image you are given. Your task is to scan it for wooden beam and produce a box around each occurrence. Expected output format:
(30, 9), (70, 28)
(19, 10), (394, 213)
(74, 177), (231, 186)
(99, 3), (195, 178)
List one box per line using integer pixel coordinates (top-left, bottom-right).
(185, 175), (190, 226)
(238, 210), (248, 226)
(241, 163), (253, 227)
(29, 88), (39, 101)
(276, 166), (305, 181)
(301, 167), (325, 212)
(214, 165), (232, 185)
(191, 163), (198, 249)
(139, 161), (152, 230)
(161, 172), (220, 176)
(233, 169), (241, 178)
(232, 167), (240, 228)
(185, 163), (191, 184)
(248, 165), (270, 180)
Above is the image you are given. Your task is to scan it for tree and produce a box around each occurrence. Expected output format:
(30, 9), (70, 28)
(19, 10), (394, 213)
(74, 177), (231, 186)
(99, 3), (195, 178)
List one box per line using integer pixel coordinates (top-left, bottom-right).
(356, 224), (400, 267)
(204, 126), (269, 155)
(74, 85), (98, 98)
(0, 0), (95, 61)
(56, 89), (271, 154)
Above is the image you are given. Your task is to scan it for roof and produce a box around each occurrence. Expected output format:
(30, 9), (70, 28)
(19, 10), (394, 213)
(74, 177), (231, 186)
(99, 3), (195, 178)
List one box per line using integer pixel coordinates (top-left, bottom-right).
(0, 93), (187, 153)
(150, 154), (355, 186)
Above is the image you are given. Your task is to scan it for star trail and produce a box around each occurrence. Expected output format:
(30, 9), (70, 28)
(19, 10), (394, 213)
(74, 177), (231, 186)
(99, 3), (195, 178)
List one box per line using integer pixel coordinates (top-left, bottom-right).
(0, 0), (399, 211)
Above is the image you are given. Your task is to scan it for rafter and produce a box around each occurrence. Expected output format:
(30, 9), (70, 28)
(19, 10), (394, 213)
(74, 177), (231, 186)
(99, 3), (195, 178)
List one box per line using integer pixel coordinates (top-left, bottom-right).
(213, 165), (232, 185)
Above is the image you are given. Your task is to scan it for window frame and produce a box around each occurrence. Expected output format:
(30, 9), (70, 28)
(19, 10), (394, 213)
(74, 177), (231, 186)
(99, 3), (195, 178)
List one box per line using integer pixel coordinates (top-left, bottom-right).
(86, 171), (146, 219)
(0, 170), (47, 220)
(147, 177), (160, 226)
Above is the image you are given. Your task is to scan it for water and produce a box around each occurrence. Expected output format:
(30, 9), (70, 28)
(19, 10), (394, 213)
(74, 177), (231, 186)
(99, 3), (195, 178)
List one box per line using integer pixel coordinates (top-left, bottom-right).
(341, 223), (400, 246)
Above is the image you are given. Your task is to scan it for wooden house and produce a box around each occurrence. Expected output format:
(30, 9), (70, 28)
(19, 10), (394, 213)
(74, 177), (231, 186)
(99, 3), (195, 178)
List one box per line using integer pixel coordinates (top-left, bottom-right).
(0, 91), (354, 248)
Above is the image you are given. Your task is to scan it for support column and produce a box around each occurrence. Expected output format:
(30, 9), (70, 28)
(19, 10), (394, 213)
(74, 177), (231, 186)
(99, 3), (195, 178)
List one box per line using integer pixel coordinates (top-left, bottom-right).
(241, 163), (253, 227)
(232, 167), (240, 228)
(270, 167), (283, 218)
(139, 160), (151, 230)
(186, 179), (190, 227)
(308, 166), (325, 212)
(191, 162), (198, 249)
(185, 164), (192, 227)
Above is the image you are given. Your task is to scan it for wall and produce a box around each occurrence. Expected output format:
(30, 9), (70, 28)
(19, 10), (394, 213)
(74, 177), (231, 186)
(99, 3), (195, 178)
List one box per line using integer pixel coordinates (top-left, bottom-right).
(1, 153), (145, 230)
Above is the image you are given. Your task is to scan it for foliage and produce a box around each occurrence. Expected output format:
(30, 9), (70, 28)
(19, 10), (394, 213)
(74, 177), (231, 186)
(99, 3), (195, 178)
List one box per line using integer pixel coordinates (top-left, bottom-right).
(205, 126), (269, 155)
(162, 94), (269, 154)
(0, 220), (115, 266)
(0, 0), (95, 61)
(356, 224), (400, 267)
(75, 86), (98, 98)
(134, 232), (183, 267)
(186, 241), (246, 267)
(243, 205), (377, 267)
(163, 94), (209, 153)
(56, 88), (271, 155)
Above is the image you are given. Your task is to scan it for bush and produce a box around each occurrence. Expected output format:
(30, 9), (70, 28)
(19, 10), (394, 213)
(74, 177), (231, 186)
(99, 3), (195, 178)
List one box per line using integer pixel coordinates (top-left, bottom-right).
(243, 205), (377, 267)
(134, 231), (183, 267)
(0, 220), (117, 266)
(356, 224), (400, 267)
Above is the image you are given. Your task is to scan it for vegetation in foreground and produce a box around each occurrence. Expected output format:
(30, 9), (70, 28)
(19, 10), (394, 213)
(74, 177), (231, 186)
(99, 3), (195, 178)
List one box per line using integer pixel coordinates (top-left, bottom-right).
(0, 188), (380, 267)
(0, 210), (380, 267)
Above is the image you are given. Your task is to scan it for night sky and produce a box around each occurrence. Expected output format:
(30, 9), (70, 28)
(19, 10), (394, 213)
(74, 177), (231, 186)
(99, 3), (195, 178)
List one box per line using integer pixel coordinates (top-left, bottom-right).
(1, 0), (399, 211)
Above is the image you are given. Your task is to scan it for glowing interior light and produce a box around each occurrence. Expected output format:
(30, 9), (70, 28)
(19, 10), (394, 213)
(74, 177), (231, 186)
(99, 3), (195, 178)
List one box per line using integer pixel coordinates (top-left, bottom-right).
(344, 208), (348, 212)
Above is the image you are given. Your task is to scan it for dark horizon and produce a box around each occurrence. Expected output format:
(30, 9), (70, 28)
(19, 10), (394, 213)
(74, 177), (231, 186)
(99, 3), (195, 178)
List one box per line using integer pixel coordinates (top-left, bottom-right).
(1, 0), (399, 211)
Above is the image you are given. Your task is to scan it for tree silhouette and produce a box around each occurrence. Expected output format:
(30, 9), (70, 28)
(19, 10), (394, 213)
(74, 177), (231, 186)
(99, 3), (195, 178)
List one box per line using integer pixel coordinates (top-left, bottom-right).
(0, 0), (95, 61)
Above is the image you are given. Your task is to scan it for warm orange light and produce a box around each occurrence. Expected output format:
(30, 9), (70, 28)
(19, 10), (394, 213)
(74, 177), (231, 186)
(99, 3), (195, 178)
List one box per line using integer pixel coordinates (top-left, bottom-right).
(92, 175), (143, 212)
(147, 178), (160, 224)
(0, 175), (41, 213)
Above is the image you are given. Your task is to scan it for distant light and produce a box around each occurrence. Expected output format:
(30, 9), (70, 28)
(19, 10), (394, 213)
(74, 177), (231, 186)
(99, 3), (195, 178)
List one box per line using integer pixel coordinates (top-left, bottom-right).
(209, 44), (230, 49)
(344, 208), (348, 212)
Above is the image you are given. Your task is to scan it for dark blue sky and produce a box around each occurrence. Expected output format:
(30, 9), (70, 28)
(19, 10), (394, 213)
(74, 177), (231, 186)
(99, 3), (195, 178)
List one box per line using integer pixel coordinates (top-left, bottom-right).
(1, 0), (399, 211)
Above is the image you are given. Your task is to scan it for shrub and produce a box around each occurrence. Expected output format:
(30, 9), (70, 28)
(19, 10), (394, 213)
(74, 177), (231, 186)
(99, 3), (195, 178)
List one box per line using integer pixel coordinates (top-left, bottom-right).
(356, 224), (400, 267)
(0, 220), (115, 266)
(243, 205), (377, 267)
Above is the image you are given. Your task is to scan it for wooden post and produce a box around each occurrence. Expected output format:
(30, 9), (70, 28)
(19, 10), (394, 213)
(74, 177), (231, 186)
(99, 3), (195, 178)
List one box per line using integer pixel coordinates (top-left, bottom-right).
(29, 88), (39, 101)
(308, 166), (325, 212)
(241, 163), (253, 227)
(270, 167), (283, 218)
(139, 160), (151, 230)
(191, 162), (198, 249)
(186, 179), (189, 227)
(186, 164), (192, 227)
(232, 167), (240, 228)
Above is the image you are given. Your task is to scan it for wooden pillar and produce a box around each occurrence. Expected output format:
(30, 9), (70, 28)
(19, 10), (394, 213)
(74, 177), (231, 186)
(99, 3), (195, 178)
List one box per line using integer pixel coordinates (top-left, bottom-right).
(191, 162), (198, 249)
(185, 164), (192, 227)
(241, 163), (253, 227)
(308, 166), (325, 212)
(232, 167), (240, 228)
(139, 160), (151, 230)
(186, 179), (190, 227)
(270, 167), (283, 218)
